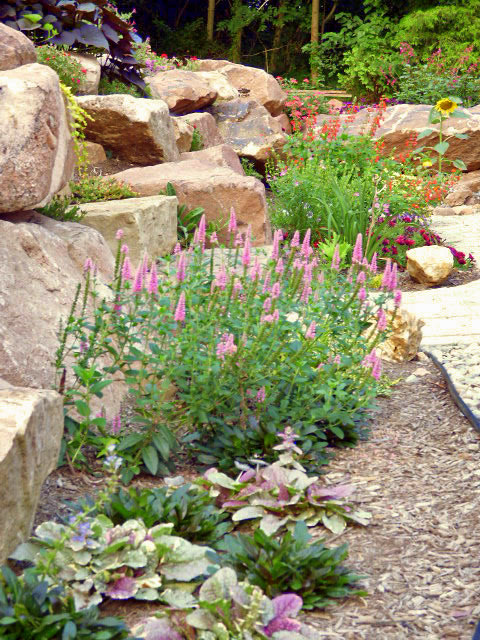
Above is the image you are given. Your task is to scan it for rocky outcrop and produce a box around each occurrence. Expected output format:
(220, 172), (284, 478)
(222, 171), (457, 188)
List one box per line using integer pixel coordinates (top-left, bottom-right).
(172, 117), (194, 153)
(0, 387), (63, 563)
(195, 70), (239, 101)
(0, 23), (36, 71)
(70, 53), (101, 94)
(0, 63), (75, 212)
(179, 144), (245, 175)
(406, 246), (454, 286)
(76, 94), (179, 165)
(79, 195), (178, 265)
(207, 99), (287, 162)
(316, 104), (480, 171)
(179, 112), (224, 148)
(110, 161), (268, 245)
(146, 70), (218, 114)
(0, 213), (125, 416)
(218, 64), (287, 116)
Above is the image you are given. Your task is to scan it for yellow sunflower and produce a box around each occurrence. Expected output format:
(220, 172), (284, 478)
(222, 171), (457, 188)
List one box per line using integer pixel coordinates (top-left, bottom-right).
(435, 97), (457, 116)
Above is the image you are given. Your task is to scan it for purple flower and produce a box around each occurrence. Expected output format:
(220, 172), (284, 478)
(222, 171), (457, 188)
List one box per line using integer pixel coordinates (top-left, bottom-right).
(305, 321), (316, 339)
(115, 229), (124, 240)
(121, 256), (133, 281)
(356, 270), (366, 284)
(228, 207), (237, 234)
(301, 228), (311, 258)
(216, 333), (237, 360)
(133, 263), (144, 293)
(290, 230), (300, 248)
(106, 576), (137, 600)
(176, 252), (186, 283)
(358, 287), (366, 301)
(377, 308), (387, 332)
(111, 414), (121, 434)
(174, 291), (186, 323)
(213, 265), (227, 290)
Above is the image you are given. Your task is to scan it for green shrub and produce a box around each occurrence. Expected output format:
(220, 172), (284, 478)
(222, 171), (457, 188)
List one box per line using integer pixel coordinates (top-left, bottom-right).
(189, 127), (204, 151)
(98, 76), (144, 98)
(36, 196), (85, 222)
(69, 176), (139, 204)
(36, 44), (87, 94)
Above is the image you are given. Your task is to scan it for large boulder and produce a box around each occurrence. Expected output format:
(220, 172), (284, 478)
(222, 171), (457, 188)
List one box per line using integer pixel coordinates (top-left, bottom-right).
(406, 245), (454, 286)
(0, 63), (75, 213)
(376, 308), (424, 362)
(70, 53), (101, 94)
(195, 70), (239, 101)
(0, 387), (63, 563)
(195, 59), (231, 72)
(110, 161), (268, 246)
(207, 99), (287, 162)
(316, 104), (480, 171)
(218, 64), (287, 116)
(76, 94), (179, 165)
(0, 23), (36, 71)
(79, 195), (178, 266)
(178, 112), (224, 149)
(146, 70), (217, 114)
(0, 213), (125, 416)
(179, 144), (245, 176)
(171, 117), (194, 153)
(84, 140), (107, 165)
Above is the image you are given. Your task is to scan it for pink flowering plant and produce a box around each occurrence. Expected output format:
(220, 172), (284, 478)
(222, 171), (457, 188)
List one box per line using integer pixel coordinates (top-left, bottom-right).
(55, 217), (398, 480)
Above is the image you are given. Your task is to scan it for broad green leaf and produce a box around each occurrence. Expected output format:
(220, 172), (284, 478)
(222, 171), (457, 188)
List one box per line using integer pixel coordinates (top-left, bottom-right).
(231, 506), (264, 522)
(416, 128), (434, 140)
(23, 13), (42, 22)
(449, 110), (470, 119)
(434, 141), (449, 155)
(448, 95), (463, 104)
(454, 133), (469, 139)
(322, 513), (346, 534)
(152, 433), (170, 460)
(453, 158), (467, 170)
(198, 567), (238, 602)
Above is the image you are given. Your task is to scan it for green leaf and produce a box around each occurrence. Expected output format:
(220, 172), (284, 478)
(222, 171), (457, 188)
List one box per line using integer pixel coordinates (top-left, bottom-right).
(74, 400), (90, 417)
(23, 13), (43, 22)
(116, 433), (144, 451)
(449, 110), (470, 119)
(62, 620), (77, 640)
(151, 433), (170, 460)
(453, 158), (467, 170)
(142, 445), (159, 475)
(416, 128), (434, 140)
(434, 141), (449, 155)
(454, 133), (469, 139)
(322, 513), (346, 534)
(428, 108), (441, 124)
(448, 95), (463, 104)
(165, 182), (177, 196)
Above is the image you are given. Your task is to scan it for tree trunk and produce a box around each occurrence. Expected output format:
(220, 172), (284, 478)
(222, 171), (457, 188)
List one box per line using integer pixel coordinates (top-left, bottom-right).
(270, 0), (286, 72)
(310, 0), (320, 82)
(230, 0), (243, 63)
(207, 0), (215, 41)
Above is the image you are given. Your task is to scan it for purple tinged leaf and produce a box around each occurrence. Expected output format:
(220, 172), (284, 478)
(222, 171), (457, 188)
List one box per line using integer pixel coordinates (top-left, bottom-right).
(264, 617), (302, 636)
(238, 468), (256, 482)
(106, 576), (137, 599)
(278, 484), (290, 502)
(307, 484), (354, 502)
(222, 500), (245, 508)
(137, 617), (183, 640)
(272, 593), (303, 618)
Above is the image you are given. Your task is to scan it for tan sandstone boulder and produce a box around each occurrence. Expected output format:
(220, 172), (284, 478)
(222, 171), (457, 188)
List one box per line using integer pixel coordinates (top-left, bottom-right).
(179, 144), (245, 176)
(146, 70), (218, 114)
(0, 63), (75, 212)
(110, 161), (268, 245)
(406, 245), (454, 285)
(70, 53), (101, 94)
(195, 70), (239, 101)
(0, 387), (63, 562)
(376, 308), (425, 362)
(179, 112), (224, 148)
(207, 99), (287, 162)
(0, 23), (36, 71)
(219, 64), (287, 116)
(195, 59), (231, 72)
(79, 195), (178, 266)
(172, 117), (194, 153)
(0, 213), (125, 416)
(76, 94), (179, 165)
(84, 140), (107, 165)
(316, 104), (480, 171)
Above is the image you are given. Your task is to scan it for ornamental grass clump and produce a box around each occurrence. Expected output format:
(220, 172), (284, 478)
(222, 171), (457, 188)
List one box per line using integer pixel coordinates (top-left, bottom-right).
(55, 217), (398, 479)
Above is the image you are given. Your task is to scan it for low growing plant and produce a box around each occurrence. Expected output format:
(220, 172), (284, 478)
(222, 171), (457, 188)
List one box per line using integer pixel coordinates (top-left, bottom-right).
(69, 175), (139, 204)
(36, 44), (87, 94)
(98, 76), (144, 98)
(36, 195), (85, 222)
(190, 128), (204, 152)
(0, 566), (135, 640)
(215, 521), (366, 610)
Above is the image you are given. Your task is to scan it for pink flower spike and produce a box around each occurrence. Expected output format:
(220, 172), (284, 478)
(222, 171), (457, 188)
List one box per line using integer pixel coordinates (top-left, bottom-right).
(216, 332), (237, 360)
(210, 232), (218, 244)
(148, 262), (158, 294)
(370, 252), (378, 274)
(271, 282), (281, 298)
(213, 265), (227, 290)
(242, 233), (251, 267)
(333, 355), (341, 364)
(389, 263), (398, 290)
(111, 414), (121, 434)
(352, 233), (363, 263)
(133, 263), (144, 293)
(177, 252), (186, 283)
(394, 289), (402, 307)
(358, 287), (366, 301)
(291, 230), (300, 248)
(173, 242), (182, 255)
(235, 232), (244, 248)
(263, 297), (272, 312)
(362, 257), (369, 268)
(142, 252), (149, 278)
(271, 229), (281, 261)
(275, 257), (284, 275)
(174, 291), (186, 323)
(120, 244), (129, 254)
(121, 256), (133, 281)
(83, 257), (93, 273)
(249, 257), (262, 281)
(300, 282), (311, 303)
(372, 358), (382, 380)
(262, 273), (271, 294)
(197, 214), (206, 250)
(318, 271), (325, 284)
(115, 229), (124, 240)
(228, 207), (237, 234)
(381, 259), (392, 288)
(256, 386), (266, 402)
(305, 321), (316, 339)
(377, 308), (387, 332)
(331, 245), (340, 271)
(272, 308), (279, 322)
(356, 270), (366, 284)
(301, 229), (311, 258)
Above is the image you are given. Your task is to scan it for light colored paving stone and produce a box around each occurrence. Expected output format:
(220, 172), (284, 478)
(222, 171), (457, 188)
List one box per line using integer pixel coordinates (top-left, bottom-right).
(429, 214), (480, 260)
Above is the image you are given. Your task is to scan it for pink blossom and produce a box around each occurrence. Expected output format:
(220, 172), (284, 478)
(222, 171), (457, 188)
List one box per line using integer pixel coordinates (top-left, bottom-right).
(271, 282), (281, 298)
(228, 207), (237, 234)
(352, 233), (363, 263)
(300, 282), (311, 303)
(235, 232), (244, 248)
(256, 386), (266, 402)
(111, 414), (121, 434)
(142, 253), (149, 279)
(263, 297), (272, 312)
(369, 252), (377, 274)
(305, 321), (316, 339)
(381, 259), (392, 288)
(317, 271), (325, 284)
(303, 262), (313, 285)
(394, 289), (402, 307)
(358, 287), (366, 301)
(333, 355), (341, 364)
(271, 229), (281, 261)
(173, 242), (182, 255)
(210, 232), (218, 244)
(356, 270), (366, 284)
(389, 262), (398, 290)
(331, 245), (340, 270)
(121, 256), (133, 281)
(216, 333), (237, 360)
(377, 308), (387, 332)
(290, 230), (300, 248)
(242, 232), (251, 267)
(275, 257), (284, 275)
(83, 257), (94, 273)
(120, 244), (129, 255)
(249, 258), (262, 280)
(133, 263), (144, 292)
(372, 358), (382, 380)
(301, 229), (311, 258)
(213, 265), (227, 290)
(115, 229), (124, 240)
(174, 291), (186, 323)
(197, 214), (206, 250)
(262, 273), (271, 294)
(177, 252), (186, 283)
(148, 262), (158, 294)
(293, 258), (303, 270)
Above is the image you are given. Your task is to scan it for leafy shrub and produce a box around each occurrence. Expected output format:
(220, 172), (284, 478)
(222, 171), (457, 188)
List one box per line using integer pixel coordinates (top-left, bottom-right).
(190, 127), (204, 152)
(71, 481), (232, 545)
(69, 176), (139, 204)
(55, 221), (396, 479)
(13, 517), (212, 609)
(2, 0), (145, 92)
(36, 44), (87, 94)
(0, 566), (133, 639)
(98, 76), (144, 98)
(36, 196), (85, 223)
(241, 158), (264, 181)
(134, 567), (317, 639)
(216, 521), (366, 609)
(162, 182), (207, 248)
